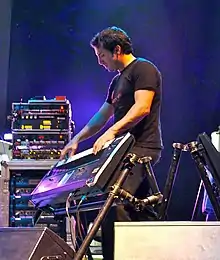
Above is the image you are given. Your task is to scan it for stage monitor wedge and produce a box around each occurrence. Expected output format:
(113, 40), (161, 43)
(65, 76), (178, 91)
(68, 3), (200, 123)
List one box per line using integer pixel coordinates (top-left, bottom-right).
(0, 227), (74, 260)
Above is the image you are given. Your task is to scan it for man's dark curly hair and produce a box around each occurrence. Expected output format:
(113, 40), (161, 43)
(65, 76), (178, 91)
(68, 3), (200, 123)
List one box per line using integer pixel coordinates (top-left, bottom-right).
(90, 26), (133, 54)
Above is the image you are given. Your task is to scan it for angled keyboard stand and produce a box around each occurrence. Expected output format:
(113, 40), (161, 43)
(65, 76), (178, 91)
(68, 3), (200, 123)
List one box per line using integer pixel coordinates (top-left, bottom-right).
(158, 132), (220, 221)
(74, 153), (163, 260)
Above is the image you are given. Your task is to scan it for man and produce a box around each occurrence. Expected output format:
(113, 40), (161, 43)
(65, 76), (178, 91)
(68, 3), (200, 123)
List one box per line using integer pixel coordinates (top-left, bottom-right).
(61, 26), (163, 260)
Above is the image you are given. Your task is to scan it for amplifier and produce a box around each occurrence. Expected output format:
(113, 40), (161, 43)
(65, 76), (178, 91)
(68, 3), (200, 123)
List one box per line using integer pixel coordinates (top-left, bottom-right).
(12, 131), (70, 159)
(0, 160), (57, 227)
(10, 194), (35, 210)
(11, 99), (71, 131)
(10, 215), (58, 227)
(31, 133), (135, 209)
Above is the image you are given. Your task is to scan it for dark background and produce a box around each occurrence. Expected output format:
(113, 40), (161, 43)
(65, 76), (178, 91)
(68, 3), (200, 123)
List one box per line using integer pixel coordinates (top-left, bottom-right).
(1, 0), (220, 220)
(0, 0), (11, 136)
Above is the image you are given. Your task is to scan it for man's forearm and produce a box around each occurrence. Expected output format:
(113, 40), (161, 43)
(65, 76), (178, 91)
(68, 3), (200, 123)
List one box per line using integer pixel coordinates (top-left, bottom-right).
(74, 124), (103, 143)
(109, 103), (150, 135)
(74, 113), (110, 143)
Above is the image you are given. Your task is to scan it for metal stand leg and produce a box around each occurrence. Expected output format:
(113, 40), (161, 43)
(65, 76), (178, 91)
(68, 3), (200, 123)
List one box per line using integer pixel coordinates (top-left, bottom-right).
(74, 153), (139, 260)
(135, 157), (163, 210)
(191, 180), (204, 221)
(188, 141), (220, 220)
(158, 143), (185, 220)
(141, 156), (161, 195)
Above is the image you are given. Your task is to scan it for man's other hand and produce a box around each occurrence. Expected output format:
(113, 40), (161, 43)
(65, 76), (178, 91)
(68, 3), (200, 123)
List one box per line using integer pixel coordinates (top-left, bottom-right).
(93, 129), (116, 154)
(60, 139), (79, 160)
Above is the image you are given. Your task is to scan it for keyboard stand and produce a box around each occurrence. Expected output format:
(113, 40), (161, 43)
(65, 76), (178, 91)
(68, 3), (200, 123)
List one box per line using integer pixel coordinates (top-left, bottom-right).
(74, 153), (162, 260)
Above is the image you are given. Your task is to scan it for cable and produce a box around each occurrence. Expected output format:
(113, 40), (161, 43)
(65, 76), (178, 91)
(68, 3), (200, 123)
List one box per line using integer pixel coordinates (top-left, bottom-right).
(76, 195), (94, 260)
(66, 192), (77, 252)
(66, 192), (94, 259)
(76, 195), (86, 242)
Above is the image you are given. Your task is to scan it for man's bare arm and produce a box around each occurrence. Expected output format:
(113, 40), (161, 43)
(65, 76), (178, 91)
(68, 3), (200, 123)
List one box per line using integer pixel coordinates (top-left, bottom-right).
(109, 89), (155, 135)
(60, 102), (114, 158)
(73, 102), (114, 142)
(93, 90), (155, 153)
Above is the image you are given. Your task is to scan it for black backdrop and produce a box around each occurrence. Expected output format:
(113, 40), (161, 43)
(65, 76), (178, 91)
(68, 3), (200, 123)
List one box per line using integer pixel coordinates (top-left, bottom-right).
(0, 0), (11, 134)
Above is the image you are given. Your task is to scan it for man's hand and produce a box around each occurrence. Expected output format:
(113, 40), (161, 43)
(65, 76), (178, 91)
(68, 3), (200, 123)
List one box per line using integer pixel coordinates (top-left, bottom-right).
(93, 128), (116, 154)
(60, 139), (79, 160)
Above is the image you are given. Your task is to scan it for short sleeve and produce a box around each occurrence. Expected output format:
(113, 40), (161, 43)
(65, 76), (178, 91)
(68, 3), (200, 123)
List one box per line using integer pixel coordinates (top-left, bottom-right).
(133, 61), (161, 92)
(105, 75), (119, 104)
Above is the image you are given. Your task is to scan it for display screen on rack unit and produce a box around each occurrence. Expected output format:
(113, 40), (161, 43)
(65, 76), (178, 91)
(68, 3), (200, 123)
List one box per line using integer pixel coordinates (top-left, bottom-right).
(12, 132), (70, 159)
(11, 101), (71, 131)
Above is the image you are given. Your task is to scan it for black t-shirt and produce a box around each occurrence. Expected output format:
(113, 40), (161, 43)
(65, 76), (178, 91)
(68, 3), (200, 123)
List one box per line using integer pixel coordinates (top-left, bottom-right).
(106, 58), (163, 149)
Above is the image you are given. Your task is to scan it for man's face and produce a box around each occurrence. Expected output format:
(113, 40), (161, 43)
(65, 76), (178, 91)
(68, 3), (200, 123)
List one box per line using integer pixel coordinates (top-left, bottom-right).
(94, 46), (119, 72)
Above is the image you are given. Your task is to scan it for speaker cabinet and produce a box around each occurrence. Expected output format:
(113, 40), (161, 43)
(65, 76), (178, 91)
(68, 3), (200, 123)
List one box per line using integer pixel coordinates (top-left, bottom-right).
(0, 227), (74, 260)
(115, 221), (220, 260)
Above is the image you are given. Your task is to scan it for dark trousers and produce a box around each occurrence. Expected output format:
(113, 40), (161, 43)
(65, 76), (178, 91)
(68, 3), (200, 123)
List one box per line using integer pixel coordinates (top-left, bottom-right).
(101, 147), (161, 260)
